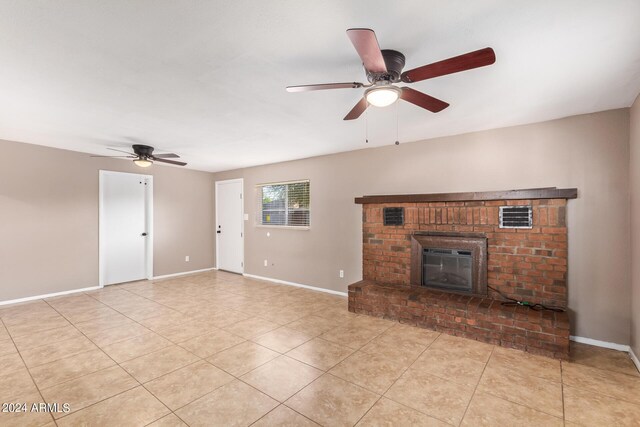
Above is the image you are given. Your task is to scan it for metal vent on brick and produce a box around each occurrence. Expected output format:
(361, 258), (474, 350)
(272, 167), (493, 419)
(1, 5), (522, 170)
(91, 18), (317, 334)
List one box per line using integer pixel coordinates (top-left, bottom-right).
(499, 206), (532, 229)
(383, 207), (404, 226)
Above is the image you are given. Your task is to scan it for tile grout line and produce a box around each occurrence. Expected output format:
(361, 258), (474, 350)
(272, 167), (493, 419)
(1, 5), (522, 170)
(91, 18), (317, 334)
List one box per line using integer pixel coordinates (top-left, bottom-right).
(473, 355), (567, 420)
(207, 341), (279, 377)
(154, 348), (317, 424)
(247, 403), (319, 427)
(169, 410), (191, 427)
(138, 357), (219, 425)
(86, 280), (343, 422)
(98, 283), (340, 422)
(78, 285), (243, 359)
(4, 279), (464, 426)
(96, 332), (173, 363)
(109, 278), (234, 425)
(0, 317), (58, 426)
(230, 335), (330, 405)
(560, 360), (566, 425)
(72, 316), (224, 426)
(2, 274), (347, 426)
(48, 292), (163, 352)
(10, 273), (619, 426)
(255, 319), (396, 425)
(41, 299), (145, 419)
(41, 299), (180, 424)
(282, 322), (431, 426)
(351, 331), (454, 426)
(457, 344), (495, 426)
(84, 281), (207, 323)
(472, 377), (566, 420)
(560, 355), (640, 379)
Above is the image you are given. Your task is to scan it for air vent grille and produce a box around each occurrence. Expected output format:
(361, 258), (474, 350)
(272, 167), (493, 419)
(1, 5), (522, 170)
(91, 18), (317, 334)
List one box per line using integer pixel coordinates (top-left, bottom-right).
(499, 206), (532, 229)
(383, 207), (404, 226)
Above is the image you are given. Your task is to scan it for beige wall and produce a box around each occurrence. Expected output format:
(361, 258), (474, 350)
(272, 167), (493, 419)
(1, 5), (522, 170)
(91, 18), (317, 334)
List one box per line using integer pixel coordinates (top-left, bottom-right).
(0, 139), (214, 302)
(631, 95), (640, 356)
(213, 109), (631, 344)
(0, 109), (632, 344)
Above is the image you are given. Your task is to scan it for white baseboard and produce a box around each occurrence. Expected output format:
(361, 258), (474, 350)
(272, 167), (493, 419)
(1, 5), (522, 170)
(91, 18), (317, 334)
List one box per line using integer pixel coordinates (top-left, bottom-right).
(0, 285), (101, 306)
(630, 348), (640, 373)
(152, 267), (216, 280)
(243, 273), (348, 297)
(570, 335), (630, 352)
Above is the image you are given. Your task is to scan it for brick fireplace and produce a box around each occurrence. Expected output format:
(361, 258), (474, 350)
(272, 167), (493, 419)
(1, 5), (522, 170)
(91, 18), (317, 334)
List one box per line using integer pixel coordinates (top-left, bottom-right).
(348, 188), (577, 359)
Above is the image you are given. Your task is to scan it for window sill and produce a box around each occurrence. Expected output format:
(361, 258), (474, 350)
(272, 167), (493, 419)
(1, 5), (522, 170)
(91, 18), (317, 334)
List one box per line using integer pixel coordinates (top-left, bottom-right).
(255, 225), (310, 230)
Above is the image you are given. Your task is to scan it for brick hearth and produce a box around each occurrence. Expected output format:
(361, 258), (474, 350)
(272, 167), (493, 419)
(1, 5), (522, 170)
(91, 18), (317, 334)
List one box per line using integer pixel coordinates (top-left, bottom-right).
(348, 280), (570, 359)
(349, 188), (577, 359)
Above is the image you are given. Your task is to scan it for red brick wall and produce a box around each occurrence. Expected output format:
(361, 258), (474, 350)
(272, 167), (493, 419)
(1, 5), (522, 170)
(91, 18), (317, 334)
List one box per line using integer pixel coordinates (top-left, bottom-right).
(349, 280), (571, 359)
(362, 199), (568, 307)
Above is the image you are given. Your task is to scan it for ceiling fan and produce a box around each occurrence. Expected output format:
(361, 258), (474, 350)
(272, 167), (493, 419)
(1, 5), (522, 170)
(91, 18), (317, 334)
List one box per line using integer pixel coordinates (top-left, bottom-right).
(91, 144), (187, 167)
(286, 28), (496, 120)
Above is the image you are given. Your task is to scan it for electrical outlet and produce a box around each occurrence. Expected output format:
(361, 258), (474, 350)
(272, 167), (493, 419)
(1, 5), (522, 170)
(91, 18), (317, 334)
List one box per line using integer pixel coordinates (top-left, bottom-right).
(264, 259), (268, 267)
(185, 256), (190, 262)
(339, 270), (344, 278)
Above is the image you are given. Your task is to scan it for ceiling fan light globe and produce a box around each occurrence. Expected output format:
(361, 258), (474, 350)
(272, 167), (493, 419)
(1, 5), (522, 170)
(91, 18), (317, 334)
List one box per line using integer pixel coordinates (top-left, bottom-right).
(365, 86), (400, 107)
(134, 158), (153, 168)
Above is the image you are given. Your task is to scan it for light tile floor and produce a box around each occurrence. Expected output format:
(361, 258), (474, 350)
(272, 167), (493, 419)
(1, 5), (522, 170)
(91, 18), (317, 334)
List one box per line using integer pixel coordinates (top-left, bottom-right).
(1, 270), (639, 426)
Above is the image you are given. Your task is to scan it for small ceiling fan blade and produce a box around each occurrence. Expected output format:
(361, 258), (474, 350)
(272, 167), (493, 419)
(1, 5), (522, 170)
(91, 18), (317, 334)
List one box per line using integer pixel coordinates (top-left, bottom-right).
(401, 47), (496, 83)
(400, 87), (449, 113)
(343, 97), (368, 120)
(153, 153), (180, 158)
(90, 155), (135, 158)
(286, 82), (364, 92)
(107, 147), (136, 155)
(346, 28), (387, 73)
(151, 157), (187, 166)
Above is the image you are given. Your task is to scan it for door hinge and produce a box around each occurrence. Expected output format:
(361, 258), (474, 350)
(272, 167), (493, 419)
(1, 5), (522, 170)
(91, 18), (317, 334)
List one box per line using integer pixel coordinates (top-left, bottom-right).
(240, 193), (242, 199)
(240, 232), (243, 237)
(241, 262), (244, 267)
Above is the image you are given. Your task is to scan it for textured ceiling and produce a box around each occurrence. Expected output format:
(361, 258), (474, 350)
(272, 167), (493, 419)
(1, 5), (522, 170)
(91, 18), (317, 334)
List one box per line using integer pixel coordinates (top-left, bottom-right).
(0, 0), (639, 172)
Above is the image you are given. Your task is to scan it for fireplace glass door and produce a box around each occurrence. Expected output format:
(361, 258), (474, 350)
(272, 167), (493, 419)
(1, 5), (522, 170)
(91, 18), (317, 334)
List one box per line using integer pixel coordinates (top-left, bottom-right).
(422, 248), (473, 292)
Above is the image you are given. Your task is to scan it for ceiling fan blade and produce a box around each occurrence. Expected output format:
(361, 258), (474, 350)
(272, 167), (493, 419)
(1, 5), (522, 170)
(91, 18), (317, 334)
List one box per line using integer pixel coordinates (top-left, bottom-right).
(90, 155), (135, 158)
(107, 147), (136, 155)
(286, 82), (364, 93)
(401, 47), (496, 83)
(346, 28), (387, 73)
(151, 157), (187, 166)
(343, 97), (368, 120)
(400, 87), (449, 113)
(153, 153), (180, 158)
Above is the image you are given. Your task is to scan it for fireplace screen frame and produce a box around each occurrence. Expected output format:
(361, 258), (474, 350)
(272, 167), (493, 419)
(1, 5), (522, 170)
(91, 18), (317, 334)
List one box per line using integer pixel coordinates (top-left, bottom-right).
(410, 232), (488, 296)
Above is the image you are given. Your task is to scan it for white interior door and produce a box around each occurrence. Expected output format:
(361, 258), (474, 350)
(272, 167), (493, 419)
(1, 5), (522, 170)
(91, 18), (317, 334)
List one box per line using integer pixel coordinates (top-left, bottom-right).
(100, 171), (152, 285)
(216, 179), (244, 273)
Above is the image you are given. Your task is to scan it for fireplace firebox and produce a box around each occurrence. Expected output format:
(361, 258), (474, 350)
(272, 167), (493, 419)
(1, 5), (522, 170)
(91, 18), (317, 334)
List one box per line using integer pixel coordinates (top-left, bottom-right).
(411, 232), (487, 296)
(423, 248), (473, 292)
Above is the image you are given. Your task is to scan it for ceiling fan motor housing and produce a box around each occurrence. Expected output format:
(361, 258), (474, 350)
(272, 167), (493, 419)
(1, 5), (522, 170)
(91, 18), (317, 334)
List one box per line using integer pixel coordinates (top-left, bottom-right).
(132, 144), (154, 158)
(367, 49), (406, 83)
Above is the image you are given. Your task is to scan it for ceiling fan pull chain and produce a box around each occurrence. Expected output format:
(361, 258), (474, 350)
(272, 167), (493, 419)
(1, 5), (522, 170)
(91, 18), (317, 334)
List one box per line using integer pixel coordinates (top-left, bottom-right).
(365, 108), (369, 144)
(395, 101), (400, 145)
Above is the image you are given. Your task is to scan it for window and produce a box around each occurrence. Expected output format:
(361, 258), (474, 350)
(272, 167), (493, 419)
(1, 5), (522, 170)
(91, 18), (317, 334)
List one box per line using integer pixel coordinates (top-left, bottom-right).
(256, 180), (310, 227)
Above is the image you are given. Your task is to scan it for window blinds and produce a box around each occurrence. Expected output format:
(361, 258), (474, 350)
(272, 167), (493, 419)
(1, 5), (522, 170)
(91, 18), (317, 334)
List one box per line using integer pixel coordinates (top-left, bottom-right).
(256, 180), (310, 227)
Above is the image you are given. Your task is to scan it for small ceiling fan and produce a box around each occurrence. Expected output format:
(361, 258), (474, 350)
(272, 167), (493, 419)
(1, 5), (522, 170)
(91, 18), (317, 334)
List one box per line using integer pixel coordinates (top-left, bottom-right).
(286, 28), (496, 120)
(91, 144), (187, 167)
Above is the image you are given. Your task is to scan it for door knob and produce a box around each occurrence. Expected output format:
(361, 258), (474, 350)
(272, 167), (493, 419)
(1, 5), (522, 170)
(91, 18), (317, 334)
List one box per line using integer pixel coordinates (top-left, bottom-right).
(141, 233), (148, 236)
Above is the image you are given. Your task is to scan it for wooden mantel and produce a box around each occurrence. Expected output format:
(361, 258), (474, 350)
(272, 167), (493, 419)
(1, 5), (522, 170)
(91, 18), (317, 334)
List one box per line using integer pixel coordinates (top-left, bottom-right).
(354, 187), (578, 204)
